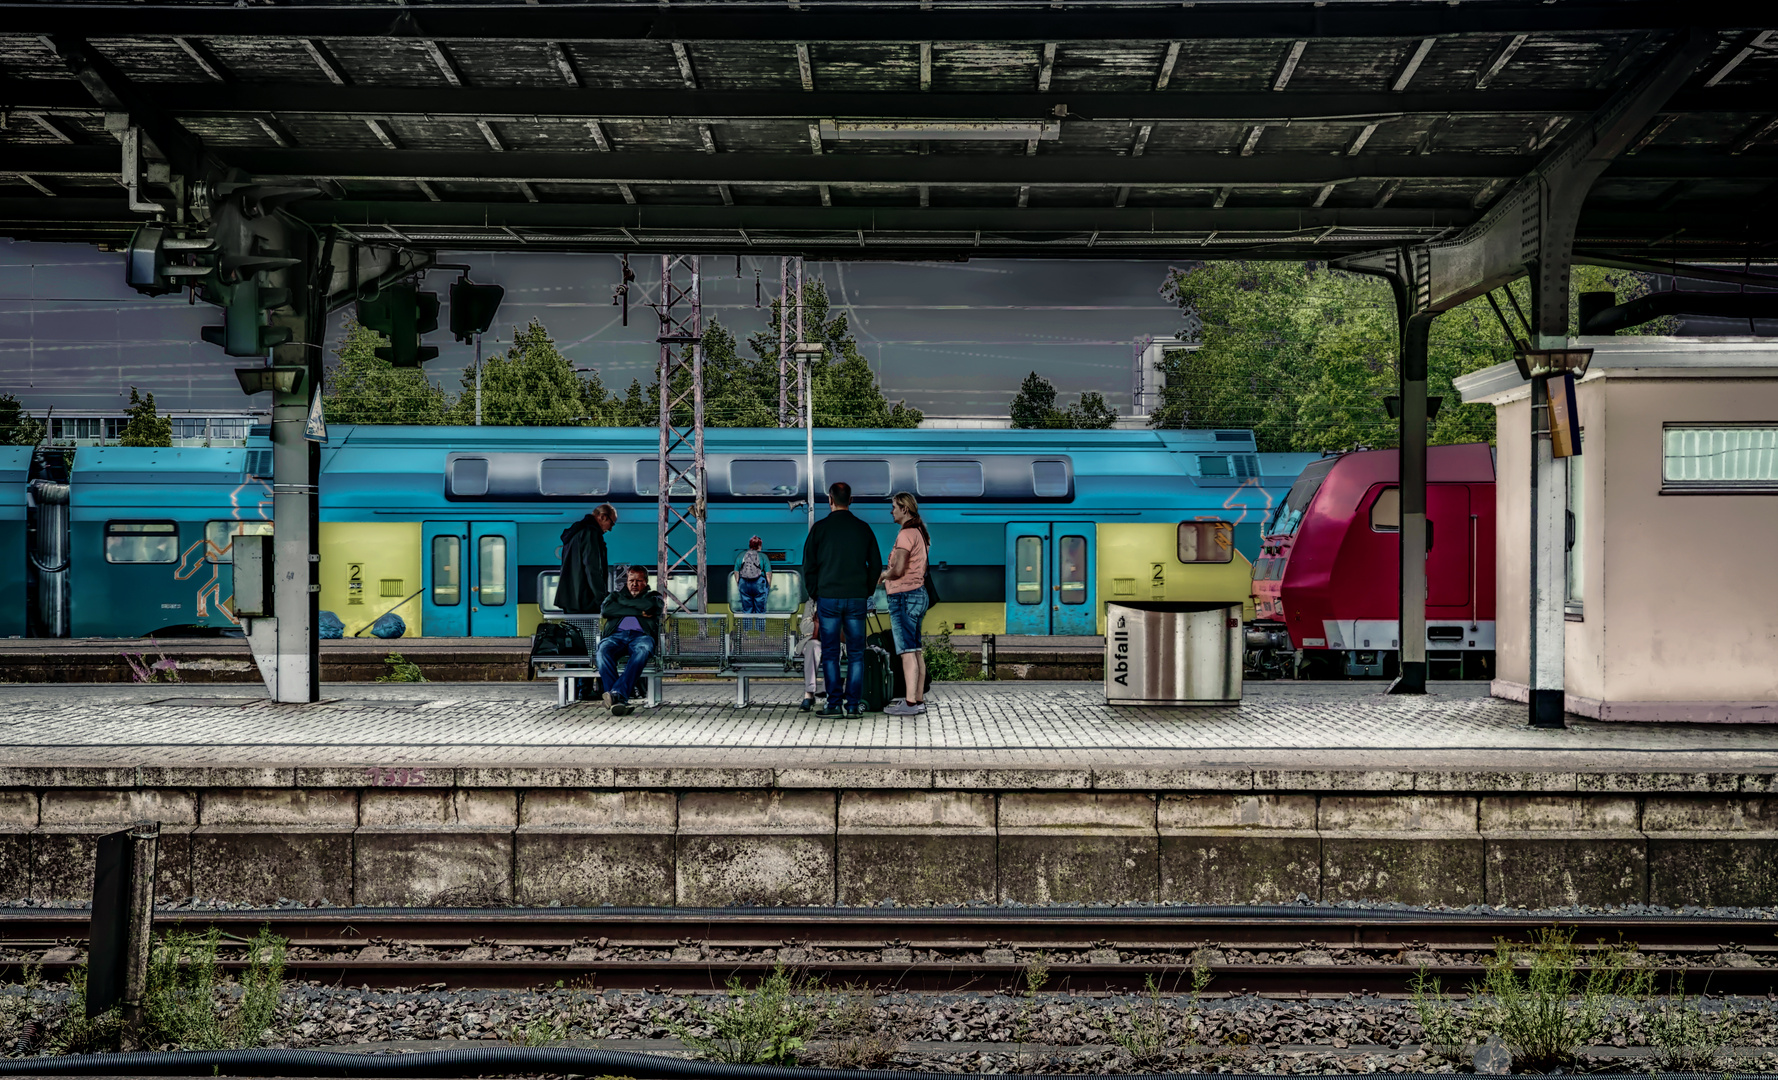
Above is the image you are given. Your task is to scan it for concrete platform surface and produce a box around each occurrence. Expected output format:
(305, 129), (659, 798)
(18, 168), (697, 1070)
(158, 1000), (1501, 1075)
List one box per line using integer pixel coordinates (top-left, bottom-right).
(3, 679), (1777, 775)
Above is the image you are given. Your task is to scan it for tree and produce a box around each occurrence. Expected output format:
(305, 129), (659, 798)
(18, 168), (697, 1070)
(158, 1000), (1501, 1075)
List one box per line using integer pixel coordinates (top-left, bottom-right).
(746, 280), (923, 429)
(0, 394), (45, 446)
(1063, 391), (1118, 429)
(1010, 372), (1058, 428)
(452, 318), (595, 426)
(118, 387), (172, 447)
(324, 320), (450, 425)
(1011, 371), (1117, 429)
(1152, 261), (1668, 452)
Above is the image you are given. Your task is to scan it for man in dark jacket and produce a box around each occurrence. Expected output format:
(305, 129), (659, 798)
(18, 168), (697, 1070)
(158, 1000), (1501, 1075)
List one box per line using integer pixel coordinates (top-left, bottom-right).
(596, 565), (661, 715)
(558, 503), (616, 614)
(804, 481), (883, 718)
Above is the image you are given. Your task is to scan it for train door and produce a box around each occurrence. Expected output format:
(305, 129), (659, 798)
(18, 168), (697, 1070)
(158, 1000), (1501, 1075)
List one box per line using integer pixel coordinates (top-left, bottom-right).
(1425, 486), (1471, 607)
(422, 521), (518, 636)
(1004, 522), (1097, 635)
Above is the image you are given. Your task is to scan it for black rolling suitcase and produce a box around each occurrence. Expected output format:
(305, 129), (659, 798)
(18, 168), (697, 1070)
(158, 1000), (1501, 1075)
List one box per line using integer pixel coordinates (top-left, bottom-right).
(861, 640), (895, 713)
(868, 614), (930, 703)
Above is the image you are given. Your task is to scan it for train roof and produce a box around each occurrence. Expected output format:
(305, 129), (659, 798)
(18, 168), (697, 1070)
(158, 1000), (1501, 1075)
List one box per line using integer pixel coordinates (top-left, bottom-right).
(1322, 444), (1498, 485)
(320, 425), (1257, 453)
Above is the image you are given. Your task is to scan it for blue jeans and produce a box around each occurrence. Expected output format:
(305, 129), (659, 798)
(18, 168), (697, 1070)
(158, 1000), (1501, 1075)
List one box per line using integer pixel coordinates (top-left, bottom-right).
(817, 596), (868, 712)
(596, 629), (655, 701)
(887, 586), (929, 655)
(736, 574), (769, 630)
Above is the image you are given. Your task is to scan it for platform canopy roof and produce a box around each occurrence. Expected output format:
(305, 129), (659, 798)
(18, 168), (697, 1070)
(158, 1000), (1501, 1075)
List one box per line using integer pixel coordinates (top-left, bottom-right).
(0, 1), (1774, 261)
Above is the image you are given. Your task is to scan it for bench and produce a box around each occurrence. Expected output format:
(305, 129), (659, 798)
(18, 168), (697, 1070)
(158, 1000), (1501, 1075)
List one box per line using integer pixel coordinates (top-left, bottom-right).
(532, 612), (798, 709)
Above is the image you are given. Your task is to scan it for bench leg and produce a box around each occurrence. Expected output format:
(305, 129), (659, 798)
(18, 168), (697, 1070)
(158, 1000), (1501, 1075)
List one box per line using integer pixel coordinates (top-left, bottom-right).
(557, 677), (570, 708)
(645, 674), (661, 709)
(735, 675), (750, 708)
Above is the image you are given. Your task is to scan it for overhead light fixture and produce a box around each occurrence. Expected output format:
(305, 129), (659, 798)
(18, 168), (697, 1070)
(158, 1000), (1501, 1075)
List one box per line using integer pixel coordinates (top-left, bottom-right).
(818, 119), (1061, 142)
(235, 366), (306, 396)
(790, 342), (826, 356)
(1512, 347), (1594, 381)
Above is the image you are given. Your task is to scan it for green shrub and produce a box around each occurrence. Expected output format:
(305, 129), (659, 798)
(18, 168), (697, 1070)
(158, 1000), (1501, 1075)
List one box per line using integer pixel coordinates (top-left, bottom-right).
(145, 925), (286, 1050)
(671, 965), (823, 1065)
(923, 627), (979, 682)
(1467, 927), (1650, 1071)
(377, 653), (427, 682)
(1645, 977), (1743, 1072)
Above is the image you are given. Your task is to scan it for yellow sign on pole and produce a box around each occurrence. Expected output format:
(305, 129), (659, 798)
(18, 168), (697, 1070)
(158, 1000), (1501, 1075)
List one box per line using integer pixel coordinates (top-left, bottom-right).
(1548, 372), (1582, 459)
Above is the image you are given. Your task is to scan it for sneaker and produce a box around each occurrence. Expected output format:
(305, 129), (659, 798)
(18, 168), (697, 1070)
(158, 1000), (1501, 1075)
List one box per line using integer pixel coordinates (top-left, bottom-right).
(844, 708), (865, 719)
(601, 691), (616, 708)
(816, 704), (845, 718)
(798, 696), (816, 712)
(883, 701), (920, 716)
(910, 702), (927, 714)
(609, 699), (633, 716)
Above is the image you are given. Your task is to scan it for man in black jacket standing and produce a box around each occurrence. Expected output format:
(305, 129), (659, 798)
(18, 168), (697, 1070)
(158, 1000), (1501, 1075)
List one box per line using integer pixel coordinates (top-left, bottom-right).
(558, 503), (616, 614)
(804, 482), (883, 718)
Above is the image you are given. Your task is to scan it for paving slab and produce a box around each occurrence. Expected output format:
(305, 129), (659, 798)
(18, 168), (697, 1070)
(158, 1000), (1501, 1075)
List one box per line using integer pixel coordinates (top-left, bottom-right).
(1, 680), (1776, 777)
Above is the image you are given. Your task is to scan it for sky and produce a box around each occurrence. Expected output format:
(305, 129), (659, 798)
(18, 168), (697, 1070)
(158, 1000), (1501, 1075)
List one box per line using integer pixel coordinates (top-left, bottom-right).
(0, 240), (1193, 417)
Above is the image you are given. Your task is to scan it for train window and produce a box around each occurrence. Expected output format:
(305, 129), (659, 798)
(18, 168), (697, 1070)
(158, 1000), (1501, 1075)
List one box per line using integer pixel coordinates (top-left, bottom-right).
(1370, 487), (1400, 532)
(1662, 423), (1778, 490)
(917, 460), (984, 498)
(203, 520), (273, 563)
(823, 459), (890, 498)
(537, 571), (561, 614)
(477, 536), (507, 606)
(1032, 460), (1069, 497)
(730, 459), (799, 496)
(432, 535), (461, 606)
(1198, 455), (1230, 477)
(105, 521), (178, 564)
(1015, 535), (1043, 605)
(1177, 521), (1234, 564)
(1058, 535), (1087, 604)
(1268, 460), (1333, 535)
(540, 458), (610, 497)
(635, 459), (697, 497)
(449, 457), (489, 497)
(727, 570), (804, 613)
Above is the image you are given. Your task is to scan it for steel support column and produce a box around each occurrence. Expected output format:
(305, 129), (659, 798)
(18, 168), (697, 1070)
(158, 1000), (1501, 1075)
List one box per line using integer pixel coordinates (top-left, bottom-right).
(654, 255), (707, 615)
(1389, 311), (1437, 695)
(267, 222), (320, 703)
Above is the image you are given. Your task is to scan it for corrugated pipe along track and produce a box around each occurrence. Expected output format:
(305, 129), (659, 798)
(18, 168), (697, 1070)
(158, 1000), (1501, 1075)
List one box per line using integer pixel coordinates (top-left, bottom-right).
(0, 1055), (1757, 1080)
(5, 906), (1778, 996)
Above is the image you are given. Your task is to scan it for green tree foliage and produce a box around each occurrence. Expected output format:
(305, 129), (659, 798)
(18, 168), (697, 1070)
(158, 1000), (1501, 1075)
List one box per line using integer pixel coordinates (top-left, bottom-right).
(1010, 372), (1118, 429)
(323, 320), (450, 425)
(1010, 372), (1058, 428)
(451, 318), (588, 426)
(118, 387), (172, 447)
(1154, 261), (1665, 451)
(747, 281), (923, 429)
(0, 393), (45, 446)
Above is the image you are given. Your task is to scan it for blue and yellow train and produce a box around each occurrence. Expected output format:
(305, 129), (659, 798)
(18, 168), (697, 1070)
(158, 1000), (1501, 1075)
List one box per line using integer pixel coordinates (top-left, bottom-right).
(11, 427), (1320, 639)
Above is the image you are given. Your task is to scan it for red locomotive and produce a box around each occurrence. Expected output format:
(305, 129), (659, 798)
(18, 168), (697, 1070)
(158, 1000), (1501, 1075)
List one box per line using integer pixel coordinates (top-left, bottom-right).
(1249, 444), (1496, 679)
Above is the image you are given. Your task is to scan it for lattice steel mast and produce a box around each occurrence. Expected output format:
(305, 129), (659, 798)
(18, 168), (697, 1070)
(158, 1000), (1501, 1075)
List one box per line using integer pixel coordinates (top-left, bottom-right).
(653, 255), (707, 615)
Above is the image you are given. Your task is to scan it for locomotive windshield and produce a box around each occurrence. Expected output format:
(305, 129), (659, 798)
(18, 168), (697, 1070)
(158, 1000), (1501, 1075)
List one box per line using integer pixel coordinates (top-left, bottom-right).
(1266, 458), (1335, 536)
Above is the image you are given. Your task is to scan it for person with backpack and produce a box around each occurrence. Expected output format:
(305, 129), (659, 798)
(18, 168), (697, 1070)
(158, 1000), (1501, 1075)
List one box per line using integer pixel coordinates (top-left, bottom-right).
(733, 535), (772, 631)
(804, 481), (883, 719)
(879, 491), (931, 715)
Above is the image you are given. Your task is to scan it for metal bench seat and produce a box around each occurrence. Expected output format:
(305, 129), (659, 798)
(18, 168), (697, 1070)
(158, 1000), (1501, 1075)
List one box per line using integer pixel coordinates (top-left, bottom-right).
(534, 611), (797, 708)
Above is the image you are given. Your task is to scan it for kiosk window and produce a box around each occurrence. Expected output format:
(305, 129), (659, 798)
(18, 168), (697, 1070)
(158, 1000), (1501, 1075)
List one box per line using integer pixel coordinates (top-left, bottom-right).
(1662, 424), (1778, 490)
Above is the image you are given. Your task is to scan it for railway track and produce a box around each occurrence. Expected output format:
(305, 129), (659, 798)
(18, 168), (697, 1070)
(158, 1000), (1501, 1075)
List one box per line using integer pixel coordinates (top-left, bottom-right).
(4, 907), (1775, 996)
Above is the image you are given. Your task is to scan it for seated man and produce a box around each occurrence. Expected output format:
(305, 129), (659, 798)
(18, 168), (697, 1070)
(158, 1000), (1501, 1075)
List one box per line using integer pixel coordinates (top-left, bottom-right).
(596, 566), (661, 715)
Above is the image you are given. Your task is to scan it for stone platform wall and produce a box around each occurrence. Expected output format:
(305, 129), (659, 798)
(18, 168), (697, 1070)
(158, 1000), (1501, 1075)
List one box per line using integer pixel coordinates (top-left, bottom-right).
(2, 766), (1771, 909)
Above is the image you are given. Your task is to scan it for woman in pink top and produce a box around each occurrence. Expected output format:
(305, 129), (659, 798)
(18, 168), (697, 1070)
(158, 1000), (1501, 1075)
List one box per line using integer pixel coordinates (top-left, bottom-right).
(879, 491), (930, 715)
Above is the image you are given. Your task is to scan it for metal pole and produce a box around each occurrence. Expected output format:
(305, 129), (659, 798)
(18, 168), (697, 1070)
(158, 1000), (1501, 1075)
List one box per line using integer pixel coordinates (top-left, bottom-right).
(1389, 312), (1434, 695)
(473, 331), (482, 425)
(270, 226), (319, 703)
(691, 262), (707, 614)
(777, 255), (790, 428)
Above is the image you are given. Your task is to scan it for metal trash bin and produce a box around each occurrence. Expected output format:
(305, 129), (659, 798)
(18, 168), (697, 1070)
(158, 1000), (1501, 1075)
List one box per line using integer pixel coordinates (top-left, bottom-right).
(1105, 601), (1242, 705)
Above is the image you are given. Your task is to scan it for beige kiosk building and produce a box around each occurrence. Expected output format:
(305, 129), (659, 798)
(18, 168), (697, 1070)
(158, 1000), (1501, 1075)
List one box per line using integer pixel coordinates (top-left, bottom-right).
(1456, 338), (1778, 723)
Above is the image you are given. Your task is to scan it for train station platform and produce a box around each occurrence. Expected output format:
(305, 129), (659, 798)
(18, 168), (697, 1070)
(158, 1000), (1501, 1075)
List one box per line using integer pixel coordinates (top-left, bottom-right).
(2, 680), (1776, 913)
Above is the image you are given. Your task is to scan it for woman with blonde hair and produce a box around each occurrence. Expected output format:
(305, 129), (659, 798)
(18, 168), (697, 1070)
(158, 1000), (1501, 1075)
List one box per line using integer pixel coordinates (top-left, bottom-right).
(879, 491), (931, 715)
